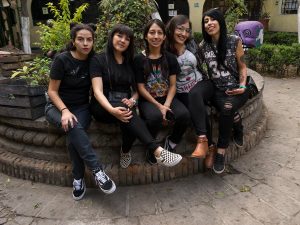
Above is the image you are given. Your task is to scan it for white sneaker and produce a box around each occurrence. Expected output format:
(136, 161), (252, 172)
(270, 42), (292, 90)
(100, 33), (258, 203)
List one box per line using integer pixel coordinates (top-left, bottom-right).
(155, 149), (182, 167)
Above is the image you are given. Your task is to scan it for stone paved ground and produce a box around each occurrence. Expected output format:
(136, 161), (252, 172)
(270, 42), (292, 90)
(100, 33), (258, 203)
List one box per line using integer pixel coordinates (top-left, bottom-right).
(0, 76), (299, 225)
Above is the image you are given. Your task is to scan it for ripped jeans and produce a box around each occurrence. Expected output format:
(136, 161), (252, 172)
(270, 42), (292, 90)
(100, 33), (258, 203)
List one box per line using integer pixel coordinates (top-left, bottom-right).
(213, 89), (249, 148)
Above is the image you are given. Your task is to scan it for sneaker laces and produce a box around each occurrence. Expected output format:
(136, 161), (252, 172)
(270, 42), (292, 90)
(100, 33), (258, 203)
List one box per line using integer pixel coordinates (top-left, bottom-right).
(73, 179), (82, 190)
(95, 170), (108, 184)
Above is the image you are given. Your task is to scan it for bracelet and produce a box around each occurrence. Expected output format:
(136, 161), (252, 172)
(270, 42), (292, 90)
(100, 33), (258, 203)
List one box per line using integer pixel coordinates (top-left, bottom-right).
(60, 107), (68, 112)
(239, 85), (247, 89)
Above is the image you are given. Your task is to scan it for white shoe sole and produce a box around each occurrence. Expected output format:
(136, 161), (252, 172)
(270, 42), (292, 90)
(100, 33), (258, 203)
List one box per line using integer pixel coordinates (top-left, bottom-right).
(72, 182), (86, 201)
(213, 165), (226, 174)
(158, 155), (182, 167)
(100, 180), (116, 194)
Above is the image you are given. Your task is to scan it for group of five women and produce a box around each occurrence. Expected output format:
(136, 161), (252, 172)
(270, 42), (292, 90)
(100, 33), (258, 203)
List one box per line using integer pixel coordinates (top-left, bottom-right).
(45, 8), (249, 200)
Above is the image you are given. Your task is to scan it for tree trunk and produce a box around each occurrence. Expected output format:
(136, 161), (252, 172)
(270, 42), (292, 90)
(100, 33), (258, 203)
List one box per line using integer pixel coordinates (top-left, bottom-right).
(20, 0), (31, 53)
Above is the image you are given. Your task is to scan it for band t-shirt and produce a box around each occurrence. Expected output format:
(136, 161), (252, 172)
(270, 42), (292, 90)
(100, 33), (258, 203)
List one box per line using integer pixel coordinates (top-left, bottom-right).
(50, 51), (91, 107)
(89, 52), (134, 97)
(176, 49), (203, 93)
(199, 35), (241, 90)
(134, 52), (180, 99)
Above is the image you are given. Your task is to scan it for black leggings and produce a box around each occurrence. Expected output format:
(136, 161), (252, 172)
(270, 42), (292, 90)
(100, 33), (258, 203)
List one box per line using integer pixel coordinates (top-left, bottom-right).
(138, 97), (190, 144)
(213, 89), (249, 148)
(176, 79), (214, 146)
(90, 97), (159, 153)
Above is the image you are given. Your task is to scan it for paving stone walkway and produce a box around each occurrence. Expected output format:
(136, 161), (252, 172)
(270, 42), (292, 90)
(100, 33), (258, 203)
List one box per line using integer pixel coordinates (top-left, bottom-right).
(0, 76), (299, 225)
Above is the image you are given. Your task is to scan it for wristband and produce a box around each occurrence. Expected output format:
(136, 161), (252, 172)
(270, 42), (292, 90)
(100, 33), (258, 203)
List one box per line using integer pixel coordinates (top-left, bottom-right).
(239, 85), (246, 89)
(60, 107), (68, 112)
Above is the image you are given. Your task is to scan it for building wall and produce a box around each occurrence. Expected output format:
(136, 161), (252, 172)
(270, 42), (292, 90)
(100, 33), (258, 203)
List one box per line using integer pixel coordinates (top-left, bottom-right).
(266, 0), (298, 32)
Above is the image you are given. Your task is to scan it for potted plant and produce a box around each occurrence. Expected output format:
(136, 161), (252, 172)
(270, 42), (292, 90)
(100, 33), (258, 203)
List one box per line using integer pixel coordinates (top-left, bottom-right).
(0, 57), (51, 120)
(259, 12), (270, 31)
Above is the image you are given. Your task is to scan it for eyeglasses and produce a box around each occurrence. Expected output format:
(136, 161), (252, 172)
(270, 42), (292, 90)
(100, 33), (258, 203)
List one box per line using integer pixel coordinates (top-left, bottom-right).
(176, 26), (191, 34)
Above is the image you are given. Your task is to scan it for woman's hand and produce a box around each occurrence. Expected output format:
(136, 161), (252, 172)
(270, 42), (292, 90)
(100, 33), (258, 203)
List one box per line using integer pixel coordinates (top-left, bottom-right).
(111, 107), (133, 123)
(121, 98), (136, 109)
(225, 88), (246, 96)
(61, 109), (78, 132)
(158, 104), (171, 120)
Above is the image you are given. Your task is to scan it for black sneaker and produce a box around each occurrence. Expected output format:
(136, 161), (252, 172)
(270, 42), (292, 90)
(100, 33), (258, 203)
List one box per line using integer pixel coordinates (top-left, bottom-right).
(213, 153), (225, 174)
(233, 126), (244, 148)
(232, 123), (244, 148)
(72, 178), (86, 201)
(164, 135), (175, 152)
(93, 170), (116, 194)
(146, 150), (157, 165)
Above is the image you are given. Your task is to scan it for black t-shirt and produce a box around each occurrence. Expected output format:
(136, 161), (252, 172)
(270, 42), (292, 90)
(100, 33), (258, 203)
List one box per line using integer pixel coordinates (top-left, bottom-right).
(89, 53), (134, 97)
(134, 52), (180, 98)
(50, 51), (91, 107)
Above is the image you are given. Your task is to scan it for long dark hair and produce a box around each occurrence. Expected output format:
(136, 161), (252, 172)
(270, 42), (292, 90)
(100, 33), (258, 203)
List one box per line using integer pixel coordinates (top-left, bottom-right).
(202, 8), (227, 67)
(106, 24), (135, 85)
(143, 19), (169, 79)
(165, 15), (192, 56)
(66, 23), (96, 58)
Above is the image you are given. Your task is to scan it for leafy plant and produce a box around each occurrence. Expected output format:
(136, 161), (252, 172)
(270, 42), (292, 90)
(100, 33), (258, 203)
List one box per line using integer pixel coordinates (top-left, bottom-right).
(193, 32), (203, 44)
(225, 0), (247, 34)
(11, 57), (51, 86)
(36, 0), (89, 52)
(264, 31), (298, 46)
(95, 0), (157, 52)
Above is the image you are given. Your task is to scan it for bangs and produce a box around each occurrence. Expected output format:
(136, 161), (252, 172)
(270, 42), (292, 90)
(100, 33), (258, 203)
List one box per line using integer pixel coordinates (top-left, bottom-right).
(114, 24), (134, 40)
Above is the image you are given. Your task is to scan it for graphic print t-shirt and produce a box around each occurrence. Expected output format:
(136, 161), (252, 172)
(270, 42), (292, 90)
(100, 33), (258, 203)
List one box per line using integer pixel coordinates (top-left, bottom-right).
(50, 51), (91, 107)
(199, 35), (240, 90)
(134, 52), (180, 98)
(176, 49), (203, 93)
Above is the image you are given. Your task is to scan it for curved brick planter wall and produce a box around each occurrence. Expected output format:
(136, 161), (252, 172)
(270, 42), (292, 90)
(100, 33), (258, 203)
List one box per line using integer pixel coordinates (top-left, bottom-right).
(0, 69), (267, 186)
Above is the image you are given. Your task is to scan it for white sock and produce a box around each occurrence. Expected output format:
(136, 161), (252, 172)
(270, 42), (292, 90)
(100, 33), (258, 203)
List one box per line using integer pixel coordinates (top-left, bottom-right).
(168, 139), (177, 149)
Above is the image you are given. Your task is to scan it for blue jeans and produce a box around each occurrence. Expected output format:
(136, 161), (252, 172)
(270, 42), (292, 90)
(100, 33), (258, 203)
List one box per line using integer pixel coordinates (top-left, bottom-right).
(45, 103), (102, 179)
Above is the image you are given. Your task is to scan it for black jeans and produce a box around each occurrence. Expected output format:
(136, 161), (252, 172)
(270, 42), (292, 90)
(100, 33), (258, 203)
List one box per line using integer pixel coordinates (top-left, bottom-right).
(213, 89), (249, 148)
(138, 97), (190, 144)
(90, 97), (159, 153)
(45, 103), (102, 180)
(177, 79), (214, 146)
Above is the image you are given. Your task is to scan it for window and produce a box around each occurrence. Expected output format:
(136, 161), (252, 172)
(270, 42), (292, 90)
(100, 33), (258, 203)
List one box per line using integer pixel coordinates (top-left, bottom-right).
(281, 0), (298, 14)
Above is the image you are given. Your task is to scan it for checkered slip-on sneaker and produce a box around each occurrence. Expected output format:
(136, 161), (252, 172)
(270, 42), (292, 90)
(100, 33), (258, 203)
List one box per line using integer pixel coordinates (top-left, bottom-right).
(120, 149), (132, 169)
(155, 149), (182, 167)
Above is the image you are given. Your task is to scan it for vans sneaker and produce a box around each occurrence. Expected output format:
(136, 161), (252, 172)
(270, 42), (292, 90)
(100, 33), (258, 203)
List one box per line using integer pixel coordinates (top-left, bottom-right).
(72, 178), (86, 201)
(213, 153), (226, 174)
(120, 148), (131, 169)
(93, 170), (116, 194)
(155, 149), (182, 167)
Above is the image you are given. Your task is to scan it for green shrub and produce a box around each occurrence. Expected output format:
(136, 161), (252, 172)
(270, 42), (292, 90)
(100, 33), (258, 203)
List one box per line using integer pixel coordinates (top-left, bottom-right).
(193, 32), (203, 44)
(11, 57), (51, 86)
(263, 31), (298, 46)
(247, 43), (300, 76)
(95, 0), (156, 52)
(36, 0), (88, 52)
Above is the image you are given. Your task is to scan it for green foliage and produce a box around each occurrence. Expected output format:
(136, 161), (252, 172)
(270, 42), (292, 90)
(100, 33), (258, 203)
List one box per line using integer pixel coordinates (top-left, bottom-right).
(193, 32), (203, 44)
(247, 43), (300, 76)
(95, 0), (156, 52)
(225, 0), (247, 34)
(263, 32), (298, 46)
(36, 0), (89, 52)
(11, 57), (51, 86)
